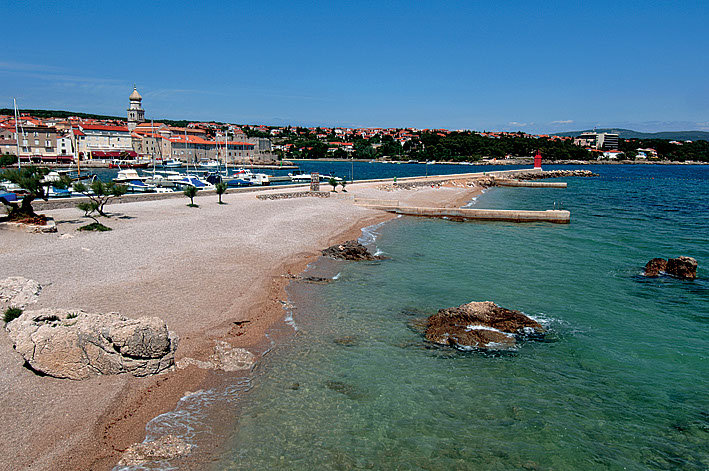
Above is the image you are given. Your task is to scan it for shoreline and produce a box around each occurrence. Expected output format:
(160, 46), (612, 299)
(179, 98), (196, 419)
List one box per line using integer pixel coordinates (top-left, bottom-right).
(0, 174), (480, 470)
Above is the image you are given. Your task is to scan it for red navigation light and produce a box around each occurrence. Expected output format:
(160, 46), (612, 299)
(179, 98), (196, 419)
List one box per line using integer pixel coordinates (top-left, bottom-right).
(534, 150), (542, 169)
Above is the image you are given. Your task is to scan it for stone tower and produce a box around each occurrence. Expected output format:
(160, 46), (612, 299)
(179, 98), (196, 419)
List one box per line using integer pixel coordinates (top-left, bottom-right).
(127, 85), (145, 131)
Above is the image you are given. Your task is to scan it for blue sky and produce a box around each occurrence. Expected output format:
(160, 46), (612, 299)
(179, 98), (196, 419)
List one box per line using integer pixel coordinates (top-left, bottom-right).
(3, 0), (708, 133)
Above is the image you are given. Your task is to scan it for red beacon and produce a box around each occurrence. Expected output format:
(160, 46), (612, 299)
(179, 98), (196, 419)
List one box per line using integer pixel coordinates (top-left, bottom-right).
(534, 150), (542, 169)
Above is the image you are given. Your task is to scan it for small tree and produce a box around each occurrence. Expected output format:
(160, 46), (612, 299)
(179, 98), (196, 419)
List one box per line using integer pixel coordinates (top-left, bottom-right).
(184, 185), (198, 207)
(76, 200), (111, 231)
(328, 177), (337, 192)
(72, 180), (127, 217)
(215, 182), (227, 204)
(339, 179), (347, 192)
(0, 166), (70, 220)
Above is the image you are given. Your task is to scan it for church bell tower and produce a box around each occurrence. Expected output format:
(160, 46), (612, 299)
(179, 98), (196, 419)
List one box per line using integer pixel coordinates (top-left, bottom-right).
(127, 85), (145, 131)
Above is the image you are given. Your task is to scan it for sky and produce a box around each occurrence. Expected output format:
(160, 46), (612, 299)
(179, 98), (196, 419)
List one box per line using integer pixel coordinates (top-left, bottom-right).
(2, 0), (708, 133)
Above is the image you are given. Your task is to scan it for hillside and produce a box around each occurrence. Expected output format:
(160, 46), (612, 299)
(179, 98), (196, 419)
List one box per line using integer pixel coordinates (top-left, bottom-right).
(554, 128), (709, 141)
(0, 109), (196, 128)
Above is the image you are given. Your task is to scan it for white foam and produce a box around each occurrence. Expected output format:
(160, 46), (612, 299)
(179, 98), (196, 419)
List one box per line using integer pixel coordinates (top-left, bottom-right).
(284, 309), (298, 332)
(465, 325), (515, 337)
(373, 249), (384, 257)
(358, 221), (387, 246)
(332, 272), (341, 280)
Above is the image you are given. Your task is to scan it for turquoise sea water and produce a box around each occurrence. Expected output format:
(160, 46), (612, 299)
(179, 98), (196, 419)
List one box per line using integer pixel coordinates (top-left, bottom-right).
(212, 165), (708, 470)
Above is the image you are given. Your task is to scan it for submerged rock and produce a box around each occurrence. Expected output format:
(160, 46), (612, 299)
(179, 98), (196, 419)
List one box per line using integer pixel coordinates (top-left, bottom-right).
(118, 435), (192, 466)
(0, 276), (41, 310)
(176, 341), (255, 372)
(321, 240), (381, 261)
(644, 256), (697, 280)
(5, 309), (178, 380)
(424, 301), (544, 351)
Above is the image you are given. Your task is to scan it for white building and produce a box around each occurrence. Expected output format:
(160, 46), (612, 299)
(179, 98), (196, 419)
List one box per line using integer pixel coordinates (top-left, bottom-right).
(77, 124), (135, 159)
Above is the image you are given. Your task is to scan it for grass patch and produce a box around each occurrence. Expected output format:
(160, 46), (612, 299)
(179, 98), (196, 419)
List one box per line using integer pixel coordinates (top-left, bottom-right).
(4, 307), (23, 323)
(67, 312), (78, 319)
(78, 222), (112, 232)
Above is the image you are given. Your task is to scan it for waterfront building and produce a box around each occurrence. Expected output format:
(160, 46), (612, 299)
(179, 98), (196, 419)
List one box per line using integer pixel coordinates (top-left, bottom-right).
(574, 132), (619, 150)
(77, 124), (134, 159)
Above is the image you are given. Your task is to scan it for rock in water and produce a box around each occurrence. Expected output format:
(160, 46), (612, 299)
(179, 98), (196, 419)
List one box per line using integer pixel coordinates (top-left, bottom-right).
(5, 309), (178, 380)
(0, 277), (41, 309)
(643, 256), (697, 280)
(425, 301), (544, 351)
(644, 258), (668, 277)
(321, 240), (380, 261)
(118, 435), (192, 466)
(666, 256), (698, 280)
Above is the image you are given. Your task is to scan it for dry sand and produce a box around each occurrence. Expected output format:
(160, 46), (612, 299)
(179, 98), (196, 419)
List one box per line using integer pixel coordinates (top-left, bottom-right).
(0, 177), (481, 470)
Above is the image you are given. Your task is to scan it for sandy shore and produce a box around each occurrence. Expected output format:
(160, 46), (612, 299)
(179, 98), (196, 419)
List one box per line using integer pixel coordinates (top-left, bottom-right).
(0, 176), (481, 470)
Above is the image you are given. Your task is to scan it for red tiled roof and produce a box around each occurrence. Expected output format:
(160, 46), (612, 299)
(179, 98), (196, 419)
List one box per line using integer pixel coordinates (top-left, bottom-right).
(80, 124), (130, 132)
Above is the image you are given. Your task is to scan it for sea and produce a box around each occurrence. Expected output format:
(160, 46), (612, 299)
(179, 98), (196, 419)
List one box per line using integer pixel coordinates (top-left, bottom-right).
(116, 164), (708, 471)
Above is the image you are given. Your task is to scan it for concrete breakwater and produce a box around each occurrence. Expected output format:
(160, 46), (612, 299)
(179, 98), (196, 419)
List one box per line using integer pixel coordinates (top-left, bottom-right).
(514, 169), (598, 180)
(354, 201), (571, 224)
(494, 180), (567, 188)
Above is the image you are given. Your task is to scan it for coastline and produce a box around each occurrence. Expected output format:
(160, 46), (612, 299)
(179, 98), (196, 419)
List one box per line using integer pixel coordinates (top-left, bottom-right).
(0, 176), (480, 470)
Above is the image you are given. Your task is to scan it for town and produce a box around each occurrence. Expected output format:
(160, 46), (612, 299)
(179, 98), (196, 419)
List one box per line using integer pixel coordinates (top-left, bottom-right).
(1, 87), (707, 167)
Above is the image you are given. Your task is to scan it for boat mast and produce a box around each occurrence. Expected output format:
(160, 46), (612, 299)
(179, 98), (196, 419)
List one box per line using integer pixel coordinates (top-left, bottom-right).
(184, 128), (189, 175)
(13, 98), (21, 169)
(151, 120), (156, 175)
(224, 129), (229, 175)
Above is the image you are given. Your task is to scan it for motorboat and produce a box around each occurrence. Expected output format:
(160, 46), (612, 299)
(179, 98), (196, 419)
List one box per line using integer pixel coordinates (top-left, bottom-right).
(126, 180), (157, 193)
(174, 175), (215, 190)
(46, 186), (71, 198)
(232, 168), (270, 186)
(114, 169), (148, 183)
(288, 170), (312, 182)
(163, 159), (183, 168)
(226, 177), (253, 187)
(143, 172), (177, 188)
(108, 160), (149, 169)
(199, 160), (221, 170)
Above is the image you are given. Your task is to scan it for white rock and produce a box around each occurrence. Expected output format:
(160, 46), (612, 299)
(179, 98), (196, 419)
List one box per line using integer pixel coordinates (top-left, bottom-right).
(0, 276), (41, 309)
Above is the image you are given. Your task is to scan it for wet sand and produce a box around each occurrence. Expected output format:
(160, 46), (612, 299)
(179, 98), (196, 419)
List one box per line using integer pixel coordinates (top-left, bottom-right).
(0, 177), (482, 470)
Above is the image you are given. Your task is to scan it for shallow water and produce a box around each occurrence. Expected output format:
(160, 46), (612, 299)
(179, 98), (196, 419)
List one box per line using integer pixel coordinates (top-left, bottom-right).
(213, 164), (708, 470)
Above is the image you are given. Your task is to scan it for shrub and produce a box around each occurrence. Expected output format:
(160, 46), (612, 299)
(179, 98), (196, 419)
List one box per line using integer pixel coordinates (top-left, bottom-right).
(184, 185), (198, 207)
(4, 307), (22, 323)
(215, 182), (227, 204)
(78, 222), (112, 231)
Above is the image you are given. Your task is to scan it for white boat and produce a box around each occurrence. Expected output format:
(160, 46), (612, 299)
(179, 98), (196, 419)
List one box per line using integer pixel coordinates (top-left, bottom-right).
(126, 180), (157, 193)
(174, 175), (215, 190)
(288, 170), (313, 182)
(199, 160), (221, 170)
(163, 159), (183, 168)
(114, 169), (148, 183)
(233, 168), (270, 186)
(46, 186), (71, 198)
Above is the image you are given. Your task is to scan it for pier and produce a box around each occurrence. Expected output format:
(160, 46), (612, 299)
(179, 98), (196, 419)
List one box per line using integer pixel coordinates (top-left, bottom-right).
(494, 179), (567, 188)
(354, 200), (570, 224)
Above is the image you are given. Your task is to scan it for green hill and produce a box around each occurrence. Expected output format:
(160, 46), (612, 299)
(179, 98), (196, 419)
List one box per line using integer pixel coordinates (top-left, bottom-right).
(0, 109), (196, 128)
(554, 128), (709, 141)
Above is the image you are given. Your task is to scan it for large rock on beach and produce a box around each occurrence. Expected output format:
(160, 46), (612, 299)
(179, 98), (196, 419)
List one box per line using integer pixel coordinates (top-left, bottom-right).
(644, 256), (697, 280)
(425, 301), (544, 351)
(5, 309), (178, 380)
(322, 240), (381, 261)
(0, 276), (41, 309)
